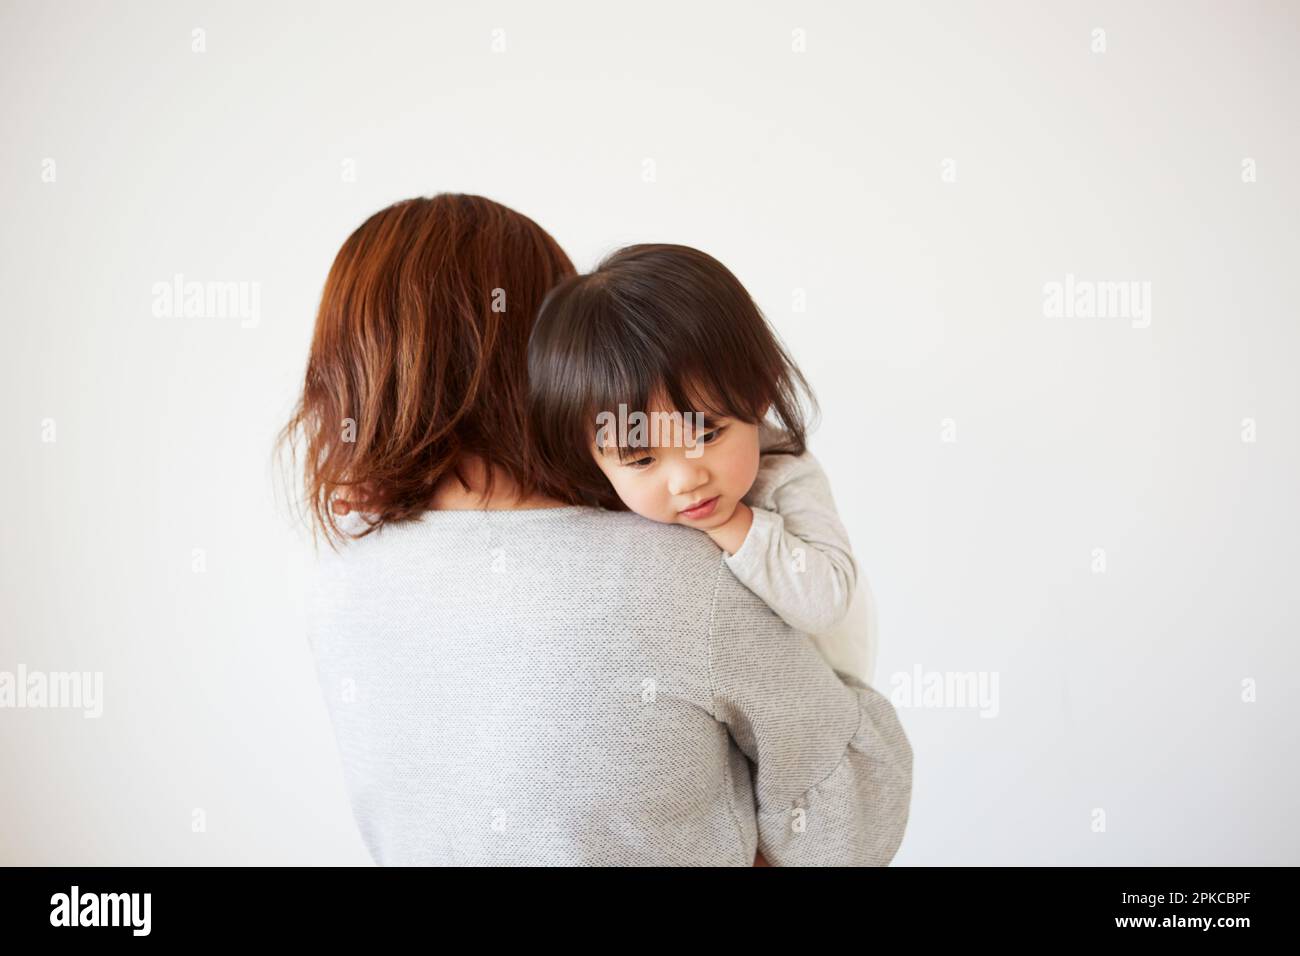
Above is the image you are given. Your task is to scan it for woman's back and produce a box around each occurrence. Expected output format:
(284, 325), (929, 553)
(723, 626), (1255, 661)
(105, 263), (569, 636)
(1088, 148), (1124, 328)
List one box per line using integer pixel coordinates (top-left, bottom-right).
(308, 505), (912, 866)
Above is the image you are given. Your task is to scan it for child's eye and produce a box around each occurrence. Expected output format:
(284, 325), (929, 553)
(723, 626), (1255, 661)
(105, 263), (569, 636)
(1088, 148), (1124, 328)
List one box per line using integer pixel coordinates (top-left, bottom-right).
(700, 426), (726, 444)
(625, 456), (655, 469)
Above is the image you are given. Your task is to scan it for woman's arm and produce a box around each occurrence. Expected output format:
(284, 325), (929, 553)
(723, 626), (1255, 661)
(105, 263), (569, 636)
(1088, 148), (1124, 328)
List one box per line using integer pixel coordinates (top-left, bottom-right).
(708, 562), (912, 866)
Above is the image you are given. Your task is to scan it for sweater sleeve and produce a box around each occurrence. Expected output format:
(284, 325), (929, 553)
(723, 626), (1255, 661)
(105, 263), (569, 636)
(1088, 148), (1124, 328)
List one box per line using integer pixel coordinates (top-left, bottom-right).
(707, 563), (913, 866)
(724, 451), (858, 634)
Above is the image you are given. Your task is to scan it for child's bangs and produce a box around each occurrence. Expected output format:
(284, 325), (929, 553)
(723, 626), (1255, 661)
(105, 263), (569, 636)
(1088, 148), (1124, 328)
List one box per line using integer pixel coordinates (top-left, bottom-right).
(584, 349), (769, 462)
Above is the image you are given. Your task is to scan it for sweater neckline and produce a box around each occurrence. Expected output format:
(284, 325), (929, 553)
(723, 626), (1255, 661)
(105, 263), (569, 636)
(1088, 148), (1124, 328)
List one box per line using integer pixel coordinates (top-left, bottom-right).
(415, 504), (592, 522)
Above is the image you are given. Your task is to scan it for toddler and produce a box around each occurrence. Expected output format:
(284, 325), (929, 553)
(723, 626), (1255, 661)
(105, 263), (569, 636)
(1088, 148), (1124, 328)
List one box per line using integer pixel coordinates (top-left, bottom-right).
(527, 243), (875, 686)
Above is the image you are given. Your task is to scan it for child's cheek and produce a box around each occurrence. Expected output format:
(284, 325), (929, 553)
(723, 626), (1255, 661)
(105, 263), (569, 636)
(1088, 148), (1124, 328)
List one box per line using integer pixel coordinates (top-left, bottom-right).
(618, 476), (666, 523)
(728, 445), (761, 499)
(643, 484), (674, 524)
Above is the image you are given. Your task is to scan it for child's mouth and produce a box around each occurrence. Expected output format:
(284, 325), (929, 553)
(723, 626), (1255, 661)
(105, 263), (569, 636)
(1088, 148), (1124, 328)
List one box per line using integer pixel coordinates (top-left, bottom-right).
(678, 495), (720, 520)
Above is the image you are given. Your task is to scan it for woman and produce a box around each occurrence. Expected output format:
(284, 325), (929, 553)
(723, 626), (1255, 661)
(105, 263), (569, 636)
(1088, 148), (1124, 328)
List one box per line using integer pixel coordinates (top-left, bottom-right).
(279, 193), (912, 865)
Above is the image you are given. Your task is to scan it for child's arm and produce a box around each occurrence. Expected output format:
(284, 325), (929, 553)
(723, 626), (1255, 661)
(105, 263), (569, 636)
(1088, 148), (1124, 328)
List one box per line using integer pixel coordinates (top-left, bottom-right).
(706, 451), (858, 635)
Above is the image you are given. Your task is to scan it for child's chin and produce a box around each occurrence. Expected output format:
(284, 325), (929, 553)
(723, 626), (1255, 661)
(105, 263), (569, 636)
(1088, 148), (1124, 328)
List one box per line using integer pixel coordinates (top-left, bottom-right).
(708, 505), (736, 526)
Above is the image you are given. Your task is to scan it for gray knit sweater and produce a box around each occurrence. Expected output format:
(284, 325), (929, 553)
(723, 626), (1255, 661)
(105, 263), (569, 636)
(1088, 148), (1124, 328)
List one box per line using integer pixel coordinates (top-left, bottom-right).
(307, 505), (912, 866)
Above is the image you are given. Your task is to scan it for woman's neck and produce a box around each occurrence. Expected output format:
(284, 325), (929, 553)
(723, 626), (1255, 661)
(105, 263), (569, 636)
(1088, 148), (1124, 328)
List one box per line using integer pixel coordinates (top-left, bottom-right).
(429, 456), (569, 511)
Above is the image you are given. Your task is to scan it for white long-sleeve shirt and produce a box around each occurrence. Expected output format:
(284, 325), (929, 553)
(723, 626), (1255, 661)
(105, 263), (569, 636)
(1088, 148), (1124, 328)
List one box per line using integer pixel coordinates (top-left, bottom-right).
(724, 425), (859, 637)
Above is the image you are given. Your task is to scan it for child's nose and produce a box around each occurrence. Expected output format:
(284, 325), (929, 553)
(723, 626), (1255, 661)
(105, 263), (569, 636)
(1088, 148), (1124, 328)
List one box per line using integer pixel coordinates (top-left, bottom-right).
(667, 462), (709, 497)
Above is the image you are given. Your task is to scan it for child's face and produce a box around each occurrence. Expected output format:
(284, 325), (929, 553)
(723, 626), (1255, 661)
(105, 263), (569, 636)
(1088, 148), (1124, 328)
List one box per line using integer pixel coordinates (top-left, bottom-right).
(591, 401), (762, 529)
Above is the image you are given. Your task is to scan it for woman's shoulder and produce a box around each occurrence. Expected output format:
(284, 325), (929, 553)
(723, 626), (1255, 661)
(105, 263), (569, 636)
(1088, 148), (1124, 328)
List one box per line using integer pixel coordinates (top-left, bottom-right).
(320, 505), (729, 588)
(532, 508), (728, 579)
(309, 505), (741, 681)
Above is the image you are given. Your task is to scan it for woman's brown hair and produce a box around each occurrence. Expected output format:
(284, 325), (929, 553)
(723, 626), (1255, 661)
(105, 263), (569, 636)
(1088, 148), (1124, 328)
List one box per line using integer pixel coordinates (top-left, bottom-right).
(527, 243), (818, 510)
(277, 193), (575, 546)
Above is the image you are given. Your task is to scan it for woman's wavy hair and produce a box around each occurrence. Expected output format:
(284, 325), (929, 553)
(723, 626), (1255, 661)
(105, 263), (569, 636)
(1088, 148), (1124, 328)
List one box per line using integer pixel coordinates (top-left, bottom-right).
(276, 193), (576, 547)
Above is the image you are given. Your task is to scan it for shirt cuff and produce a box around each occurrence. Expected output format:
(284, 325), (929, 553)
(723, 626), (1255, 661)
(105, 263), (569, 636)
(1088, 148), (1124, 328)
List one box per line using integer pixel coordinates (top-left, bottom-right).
(755, 681), (914, 866)
(723, 506), (781, 581)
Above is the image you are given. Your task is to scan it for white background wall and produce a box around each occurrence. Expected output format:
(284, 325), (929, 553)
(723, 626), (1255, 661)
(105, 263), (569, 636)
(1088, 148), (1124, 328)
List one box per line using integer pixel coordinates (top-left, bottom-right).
(2, 0), (1296, 865)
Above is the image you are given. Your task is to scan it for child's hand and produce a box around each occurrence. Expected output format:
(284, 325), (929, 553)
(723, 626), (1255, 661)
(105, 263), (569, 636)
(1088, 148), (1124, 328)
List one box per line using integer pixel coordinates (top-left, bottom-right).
(704, 501), (754, 556)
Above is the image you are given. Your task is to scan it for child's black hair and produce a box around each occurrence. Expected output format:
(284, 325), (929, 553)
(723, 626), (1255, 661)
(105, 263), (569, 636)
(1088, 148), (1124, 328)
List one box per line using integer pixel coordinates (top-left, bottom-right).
(527, 243), (818, 509)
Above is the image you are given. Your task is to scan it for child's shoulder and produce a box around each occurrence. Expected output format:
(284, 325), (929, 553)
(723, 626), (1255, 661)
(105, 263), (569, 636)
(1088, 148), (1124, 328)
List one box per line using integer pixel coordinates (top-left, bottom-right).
(749, 423), (825, 505)
(756, 422), (820, 468)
